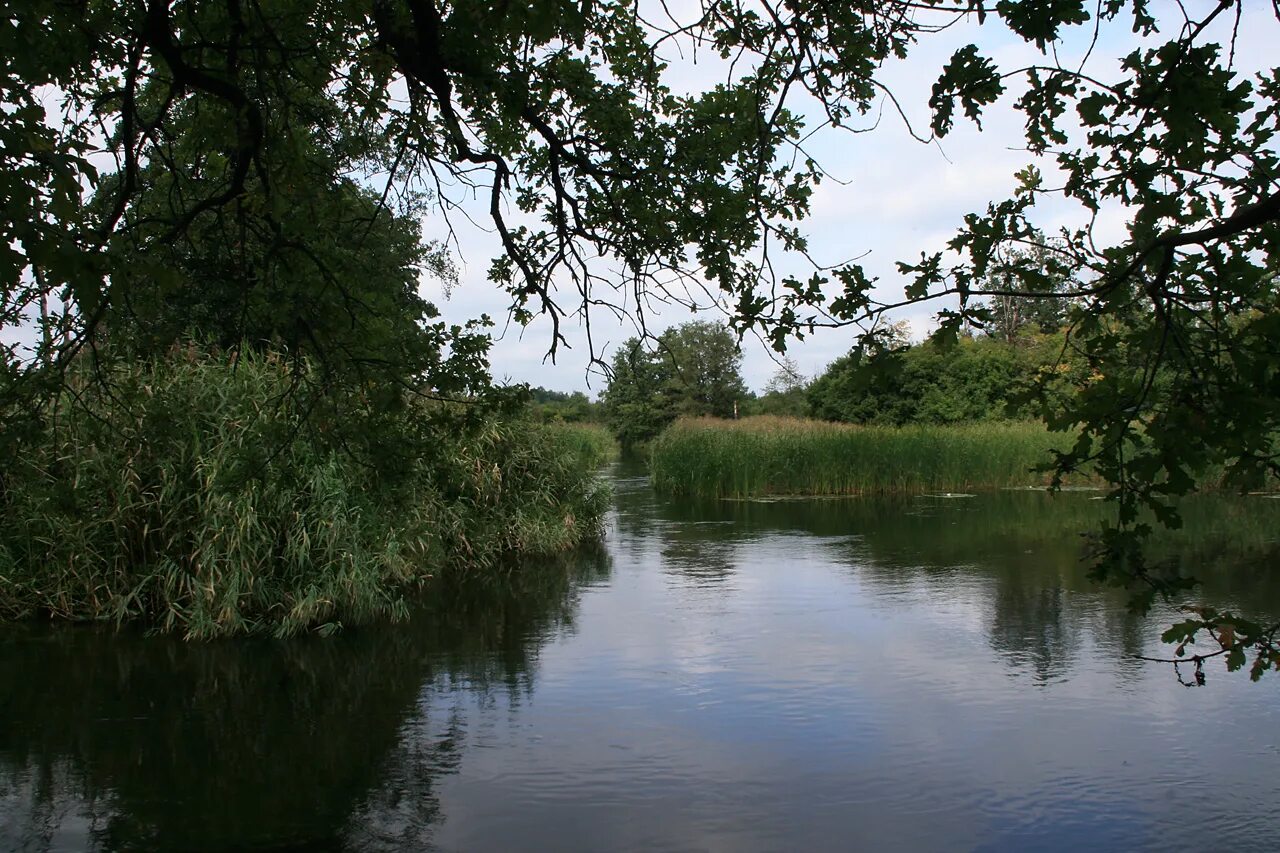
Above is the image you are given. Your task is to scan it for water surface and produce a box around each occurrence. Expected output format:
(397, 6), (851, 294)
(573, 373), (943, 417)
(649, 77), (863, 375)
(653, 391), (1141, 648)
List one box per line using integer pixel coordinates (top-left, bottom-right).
(3, 465), (1279, 851)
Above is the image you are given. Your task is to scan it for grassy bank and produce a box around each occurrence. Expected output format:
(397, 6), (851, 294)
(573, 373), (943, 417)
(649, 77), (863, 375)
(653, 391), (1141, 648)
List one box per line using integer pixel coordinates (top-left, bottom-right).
(0, 352), (610, 638)
(650, 416), (1089, 498)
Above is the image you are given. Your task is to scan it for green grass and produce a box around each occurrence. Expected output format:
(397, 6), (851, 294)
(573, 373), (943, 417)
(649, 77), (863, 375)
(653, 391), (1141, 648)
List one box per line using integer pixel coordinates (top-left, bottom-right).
(545, 422), (619, 468)
(0, 351), (610, 639)
(650, 416), (1092, 498)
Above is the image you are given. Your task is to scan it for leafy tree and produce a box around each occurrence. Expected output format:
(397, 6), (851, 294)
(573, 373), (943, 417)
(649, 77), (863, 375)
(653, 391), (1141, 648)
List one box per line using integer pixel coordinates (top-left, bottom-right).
(763, 356), (805, 397)
(975, 243), (1075, 344)
(526, 386), (599, 423)
(748, 356), (809, 417)
(601, 340), (673, 448)
(75, 11), (483, 403)
(809, 335), (1040, 426)
(3, 1), (1280, 673)
(603, 321), (747, 445)
(96, 163), (475, 395)
(657, 321), (749, 419)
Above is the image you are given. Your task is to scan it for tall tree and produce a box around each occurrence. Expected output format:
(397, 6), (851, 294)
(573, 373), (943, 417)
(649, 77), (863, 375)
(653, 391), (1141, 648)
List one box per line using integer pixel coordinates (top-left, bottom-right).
(603, 321), (747, 444)
(976, 242), (1075, 344)
(601, 340), (672, 448)
(750, 356), (809, 417)
(657, 321), (749, 419)
(763, 357), (805, 398)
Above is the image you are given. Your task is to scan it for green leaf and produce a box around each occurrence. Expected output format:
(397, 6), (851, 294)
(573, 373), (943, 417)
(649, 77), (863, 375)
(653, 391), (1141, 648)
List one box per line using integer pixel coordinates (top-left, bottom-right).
(930, 45), (1006, 136)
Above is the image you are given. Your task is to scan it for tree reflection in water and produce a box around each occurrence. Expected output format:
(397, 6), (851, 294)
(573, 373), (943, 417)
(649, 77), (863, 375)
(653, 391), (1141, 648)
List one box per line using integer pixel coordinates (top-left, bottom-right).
(615, 470), (1280, 684)
(3, 471), (1279, 851)
(0, 547), (611, 851)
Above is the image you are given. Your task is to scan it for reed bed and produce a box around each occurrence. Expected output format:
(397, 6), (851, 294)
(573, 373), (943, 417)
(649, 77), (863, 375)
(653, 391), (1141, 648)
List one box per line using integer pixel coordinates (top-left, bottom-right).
(650, 416), (1088, 498)
(0, 352), (610, 638)
(546, 422), (619, 468)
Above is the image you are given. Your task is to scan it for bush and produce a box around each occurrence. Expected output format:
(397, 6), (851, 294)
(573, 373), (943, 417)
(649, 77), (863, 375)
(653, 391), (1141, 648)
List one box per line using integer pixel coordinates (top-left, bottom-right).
(0, 350), (609, 638)
(807, 334), (1080, 426)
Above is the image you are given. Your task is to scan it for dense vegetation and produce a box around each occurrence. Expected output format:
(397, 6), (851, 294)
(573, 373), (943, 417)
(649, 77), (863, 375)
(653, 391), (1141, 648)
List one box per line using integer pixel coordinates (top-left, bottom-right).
(538, 420), (618, 464)
(0, 0), (619, 637)
(807, 332), (1081, 426)
(526, 387), (603, 424)
(3, 2), (1278, 668)
(0, 352), (609, 639)
(650, 416), (1081, 498)
(602, 321), (749, 446)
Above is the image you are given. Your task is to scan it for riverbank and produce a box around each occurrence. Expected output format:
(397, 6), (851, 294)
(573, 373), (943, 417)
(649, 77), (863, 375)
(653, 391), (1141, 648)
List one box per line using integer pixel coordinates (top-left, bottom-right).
(650, 416), (1093, 498)
(0, 353), (611, 639)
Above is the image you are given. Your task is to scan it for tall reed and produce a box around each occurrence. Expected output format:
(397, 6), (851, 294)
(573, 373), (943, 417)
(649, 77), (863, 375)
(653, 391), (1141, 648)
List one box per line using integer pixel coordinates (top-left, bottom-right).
(544, 422), (618, 468)
(650, 416), (1089, 498)
(0, 351), (609, 638)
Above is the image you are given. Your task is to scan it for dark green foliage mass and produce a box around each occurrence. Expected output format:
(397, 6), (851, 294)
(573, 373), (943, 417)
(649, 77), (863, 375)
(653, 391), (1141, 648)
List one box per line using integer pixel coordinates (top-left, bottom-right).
(658, 321), (751, 418)
(602, 320), (748, 446)
(77, 6), (475, 399)
(600, 341), (673, 448)
(808, 334), (1076, 427)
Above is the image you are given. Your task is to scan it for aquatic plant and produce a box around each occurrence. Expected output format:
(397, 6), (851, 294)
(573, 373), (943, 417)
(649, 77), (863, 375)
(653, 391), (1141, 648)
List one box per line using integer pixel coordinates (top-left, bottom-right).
(649, 416), (1092, 498)
(544, 422), (619, 468)
(0, 351), (609, 638)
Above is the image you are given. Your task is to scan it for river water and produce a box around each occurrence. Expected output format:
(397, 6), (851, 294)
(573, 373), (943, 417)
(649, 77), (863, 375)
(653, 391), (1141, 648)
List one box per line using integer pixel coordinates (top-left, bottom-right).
(3, 464), (1280, 851)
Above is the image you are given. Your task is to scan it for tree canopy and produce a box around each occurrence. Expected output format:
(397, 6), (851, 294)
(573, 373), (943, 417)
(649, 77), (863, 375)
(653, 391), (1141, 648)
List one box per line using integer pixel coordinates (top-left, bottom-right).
(809, 335), (1035, 426)
(3, 0), (1280, 674)
(602, 320), (748, 445)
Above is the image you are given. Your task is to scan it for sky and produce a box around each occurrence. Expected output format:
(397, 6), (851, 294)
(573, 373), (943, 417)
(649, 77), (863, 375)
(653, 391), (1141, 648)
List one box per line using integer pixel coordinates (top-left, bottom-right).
(415, 2), (1275, 397)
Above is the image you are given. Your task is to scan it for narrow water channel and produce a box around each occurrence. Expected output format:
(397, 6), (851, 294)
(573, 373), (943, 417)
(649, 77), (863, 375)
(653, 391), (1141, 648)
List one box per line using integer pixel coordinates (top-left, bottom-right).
(3, 464), (1280, 851)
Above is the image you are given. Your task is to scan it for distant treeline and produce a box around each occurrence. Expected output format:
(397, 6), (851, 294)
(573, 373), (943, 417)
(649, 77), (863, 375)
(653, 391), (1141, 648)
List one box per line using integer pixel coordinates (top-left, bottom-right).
(526, 386), (602, 423)
(806, 331), (1081, 426)
(597, 318), (1084, 447)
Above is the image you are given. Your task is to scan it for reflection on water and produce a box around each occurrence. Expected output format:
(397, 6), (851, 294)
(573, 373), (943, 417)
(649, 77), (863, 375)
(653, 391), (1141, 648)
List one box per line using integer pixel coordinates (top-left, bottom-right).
(631, 480), (1280, 683)
(3, 464), (1280, 851)
(0, 551), (611, 851)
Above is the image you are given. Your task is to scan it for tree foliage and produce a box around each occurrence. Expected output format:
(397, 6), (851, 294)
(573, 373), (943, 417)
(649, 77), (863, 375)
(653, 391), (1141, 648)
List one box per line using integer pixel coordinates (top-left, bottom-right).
(975, 242), (1075, 343)
(808, 332), (1084, 427)
(2, 1), (1280, 672)
(82, 8), (488, 401)
(526, 386), (600, 423)
(747, 355), (809, 417)
(600, 341), (669, 448)
(603, 320), (747, 445)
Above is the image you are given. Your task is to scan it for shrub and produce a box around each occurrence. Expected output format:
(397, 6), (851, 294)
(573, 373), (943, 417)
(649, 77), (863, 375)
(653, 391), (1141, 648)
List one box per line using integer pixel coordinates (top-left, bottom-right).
(0, 350), (608, 638)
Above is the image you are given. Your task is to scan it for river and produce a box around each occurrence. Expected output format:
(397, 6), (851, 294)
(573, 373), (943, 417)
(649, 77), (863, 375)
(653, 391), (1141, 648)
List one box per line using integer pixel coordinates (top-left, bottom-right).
(3, 463), (1280, 851)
